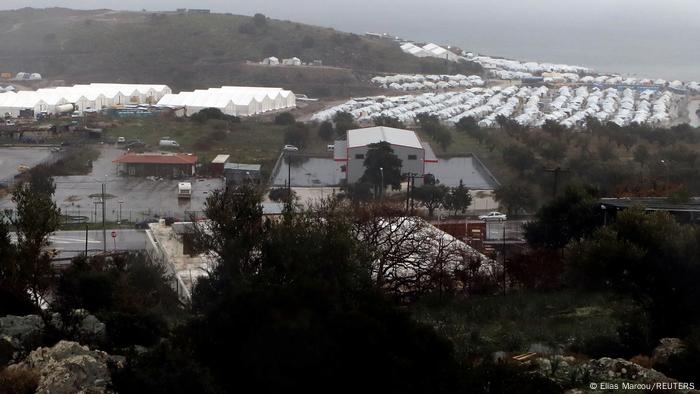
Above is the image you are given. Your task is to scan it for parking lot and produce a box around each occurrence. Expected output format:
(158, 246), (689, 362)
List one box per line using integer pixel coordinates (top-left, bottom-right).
(0, 146), (224, 222)
(271, 154), (498, 189)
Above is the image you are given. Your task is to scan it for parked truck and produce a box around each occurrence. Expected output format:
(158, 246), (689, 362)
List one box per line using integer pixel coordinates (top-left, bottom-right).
(178, 182), (192, 199)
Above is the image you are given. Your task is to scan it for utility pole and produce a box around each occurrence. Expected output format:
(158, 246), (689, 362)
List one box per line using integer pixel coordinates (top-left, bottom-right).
(404, 173), (422, 214)
(101, 183), (106, 252)
(410, 176), (415, 215)
(502, 222), (507, 296)
(405, 173), (412, 211)
(543, 167), (569, 199)
(85, 223), (88, 256)
(287, 153), (291, 200)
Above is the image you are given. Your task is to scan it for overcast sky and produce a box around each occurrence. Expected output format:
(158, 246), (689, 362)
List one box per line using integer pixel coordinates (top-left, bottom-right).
(2, 1), (699, 79)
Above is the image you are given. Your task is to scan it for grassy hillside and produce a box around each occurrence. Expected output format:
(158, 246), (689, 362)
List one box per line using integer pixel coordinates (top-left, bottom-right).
(0, 8), (481, 96)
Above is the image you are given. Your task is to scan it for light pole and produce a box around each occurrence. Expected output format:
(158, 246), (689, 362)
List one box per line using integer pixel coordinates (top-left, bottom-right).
(379, 167), (384, 198)
(118, 200), (123, 224)
(283, 146), (297, 204)
(601, 204), (607, 226)
(660, 159), (670, 187)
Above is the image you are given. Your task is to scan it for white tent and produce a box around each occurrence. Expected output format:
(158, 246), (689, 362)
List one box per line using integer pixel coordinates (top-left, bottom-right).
(157, 86), (296, 117)
(0, 83), (173, 118)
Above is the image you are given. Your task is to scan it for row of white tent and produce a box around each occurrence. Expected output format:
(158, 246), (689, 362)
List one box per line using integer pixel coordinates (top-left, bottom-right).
(399, 42), (462, 62)
(470, 55), (590, 75)
(370, 74), (485, 91)
(397, 41), (700, 95)
(13, 72), (42, 81)
(261, 57), (303, 66)
(400, 42), (592, 75)
(312, 85), (679, 129)
(156, 87), (296, 117)
(0, 84), (172, 118)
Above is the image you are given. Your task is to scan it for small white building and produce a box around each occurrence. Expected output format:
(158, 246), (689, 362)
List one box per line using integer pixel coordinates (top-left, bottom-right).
(261, 56), (280, 65)
(333, 126), (437, 185)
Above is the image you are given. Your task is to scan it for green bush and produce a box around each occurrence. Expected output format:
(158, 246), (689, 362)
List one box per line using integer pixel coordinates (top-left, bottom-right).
(274, 112), (296, 126)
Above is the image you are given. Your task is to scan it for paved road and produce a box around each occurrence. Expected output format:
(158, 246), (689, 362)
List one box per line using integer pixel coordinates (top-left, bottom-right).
(11, 229), (148, 260)
(49, 229), (148, 259)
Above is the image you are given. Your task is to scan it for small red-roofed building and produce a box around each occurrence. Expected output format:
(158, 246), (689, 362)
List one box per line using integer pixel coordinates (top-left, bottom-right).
(114, 152), (198, 178)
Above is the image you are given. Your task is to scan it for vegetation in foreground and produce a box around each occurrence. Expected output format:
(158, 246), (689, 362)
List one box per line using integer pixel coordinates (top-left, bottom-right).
(2, 169), (700, 392)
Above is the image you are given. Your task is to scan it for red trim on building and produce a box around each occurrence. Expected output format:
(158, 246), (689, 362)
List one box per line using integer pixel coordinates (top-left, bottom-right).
(113, 153), (198, 165)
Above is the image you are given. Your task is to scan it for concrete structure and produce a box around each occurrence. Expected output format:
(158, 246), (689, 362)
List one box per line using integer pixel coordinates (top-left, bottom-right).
(146, 204), (285, 301)
(334, 126), (437, 185)
(113, 152), (197, 178)
(224, 163), (262, 186)
(145, 221), (214, 301)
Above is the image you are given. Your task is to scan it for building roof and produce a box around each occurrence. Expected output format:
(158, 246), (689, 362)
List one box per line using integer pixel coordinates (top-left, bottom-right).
(113, 152), (198, 165)
(224, 163), (261, 172)
(347, 126), (423, 150)
(211, 154), (230, 164)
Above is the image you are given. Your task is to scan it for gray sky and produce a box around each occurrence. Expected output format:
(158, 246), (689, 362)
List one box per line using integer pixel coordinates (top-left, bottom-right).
(2, 0), (699, 80)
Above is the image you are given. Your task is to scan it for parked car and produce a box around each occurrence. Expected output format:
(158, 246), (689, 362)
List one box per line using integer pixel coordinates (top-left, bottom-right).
(478, 212), (507, 221)
(135, 219), (158, 229)
(116, 136), (126, 144)
(126, 140), (146, 150)
(159, 139), (180, 147)
(283, 144), (299, 151)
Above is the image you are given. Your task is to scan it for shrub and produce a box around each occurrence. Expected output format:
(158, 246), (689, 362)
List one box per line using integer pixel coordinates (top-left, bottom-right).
(268, 187), (295, 202)
(318, 121), (334, 141)
(0, 368), (39, 394)
(208, 129), (227, 141)
(274, 112), (296, 126)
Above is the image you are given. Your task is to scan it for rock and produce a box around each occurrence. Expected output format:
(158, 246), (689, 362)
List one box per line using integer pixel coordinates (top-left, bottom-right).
(9, 340), (122, 394)
(0, 312), (106, 351)
(51, 310), (106, 342)
(0, 315), (44, 349)
(652, 338), (686, 366)
(536, 357), (552, 373)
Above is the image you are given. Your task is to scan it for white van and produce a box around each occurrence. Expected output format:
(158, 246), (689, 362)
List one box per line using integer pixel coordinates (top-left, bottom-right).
(178, 182), (192, 199)
(159, 139), (180, 147)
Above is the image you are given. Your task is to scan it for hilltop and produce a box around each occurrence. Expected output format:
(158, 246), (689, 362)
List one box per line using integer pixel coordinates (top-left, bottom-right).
(0, 8), (481, 96)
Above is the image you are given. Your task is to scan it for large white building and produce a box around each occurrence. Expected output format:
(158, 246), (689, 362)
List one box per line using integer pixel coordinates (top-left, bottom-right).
(333, 126), (437, 185)
(157, 86), (296, 117)
(0, 83), (171, 118)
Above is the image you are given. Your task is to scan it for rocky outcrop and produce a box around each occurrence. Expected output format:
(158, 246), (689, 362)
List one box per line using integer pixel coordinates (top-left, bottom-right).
(530, 354), (698, 393)
(0, 315), (44, 349)
(0, 312), (106, 349)
(8, 340), (124, 394)
(652, 338), (686, 366)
